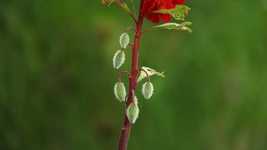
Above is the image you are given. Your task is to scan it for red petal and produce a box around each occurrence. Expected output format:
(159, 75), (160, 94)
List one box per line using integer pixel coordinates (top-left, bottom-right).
(159, 14), (172, 23)
(142, 0), (185, 23)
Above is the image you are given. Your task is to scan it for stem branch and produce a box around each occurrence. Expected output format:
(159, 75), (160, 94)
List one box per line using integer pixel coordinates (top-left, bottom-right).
(117, 1), (144, 150)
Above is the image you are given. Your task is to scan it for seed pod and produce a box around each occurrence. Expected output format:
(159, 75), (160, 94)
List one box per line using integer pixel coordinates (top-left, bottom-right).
(126, 103), (140, 124)
(142, 81), (154, 100)
(113, 50), (125, 69)
(114, 82), (126, 102)
(119, 33), (130, 49)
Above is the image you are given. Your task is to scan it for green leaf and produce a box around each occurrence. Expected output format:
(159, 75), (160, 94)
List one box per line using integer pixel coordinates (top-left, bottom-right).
(154, 5), (191, 21)
(138, 66), (165, 82)
(153, 22), (192, 33)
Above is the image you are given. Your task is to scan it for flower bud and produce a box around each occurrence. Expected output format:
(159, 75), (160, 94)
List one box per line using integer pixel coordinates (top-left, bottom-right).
(119, 33), (130, 49)
(142, 81), (154, 100)
(126, 102), (140, 124)
(114, 82), (126, 102)
(113, 50), (126, 69)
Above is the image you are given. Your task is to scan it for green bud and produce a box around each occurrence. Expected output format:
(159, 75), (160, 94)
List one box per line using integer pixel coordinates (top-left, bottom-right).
(119, 33), (130, 49)
(114, 82), (126, 102)
(126, 102), (140, 124)
(142, 81), (154, 99)
(113, 50), (126, 69)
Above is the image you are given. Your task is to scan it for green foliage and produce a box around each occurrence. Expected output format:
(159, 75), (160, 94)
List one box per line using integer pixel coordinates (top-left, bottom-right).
(153, 22), (192, 32)
(154, 5), (192, 33)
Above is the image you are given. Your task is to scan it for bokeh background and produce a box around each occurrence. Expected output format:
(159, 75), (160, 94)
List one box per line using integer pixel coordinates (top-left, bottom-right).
(1, 0), (267, 150)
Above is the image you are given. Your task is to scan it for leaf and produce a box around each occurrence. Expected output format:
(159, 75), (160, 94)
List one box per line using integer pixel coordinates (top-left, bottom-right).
(119, 33), (130, 49)
(137, 66), (165, 82)
(113, 50), (126, 69)
(154, 22), (182, 29)
(114, 82), (127, 102)
(154, 5), (191, 21)
(142, 81), (154, 100)
(153, 22), (192, 33)
(126, 102), (140, 124)
(180, 26), (192, 33)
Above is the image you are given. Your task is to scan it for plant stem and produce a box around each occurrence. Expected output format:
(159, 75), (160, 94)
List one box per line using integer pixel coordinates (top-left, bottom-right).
(118, 1), (144, 150)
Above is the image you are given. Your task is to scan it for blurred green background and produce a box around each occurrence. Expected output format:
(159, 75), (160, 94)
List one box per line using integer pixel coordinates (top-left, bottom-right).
(1, 0), (267, 150)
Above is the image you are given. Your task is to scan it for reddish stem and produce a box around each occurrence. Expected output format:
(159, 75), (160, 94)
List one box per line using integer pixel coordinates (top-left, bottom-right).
(117, 1), (144, 150)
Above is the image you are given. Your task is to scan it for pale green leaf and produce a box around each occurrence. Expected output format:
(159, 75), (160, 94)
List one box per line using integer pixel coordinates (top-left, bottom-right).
(153, 22), (192, 33)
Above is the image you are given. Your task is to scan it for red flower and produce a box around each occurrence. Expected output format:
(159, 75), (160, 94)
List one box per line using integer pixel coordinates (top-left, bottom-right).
(141, 0), (185, 23)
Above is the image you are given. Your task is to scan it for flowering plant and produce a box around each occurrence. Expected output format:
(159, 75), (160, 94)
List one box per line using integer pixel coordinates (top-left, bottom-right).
(102, 0), (191, 149)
